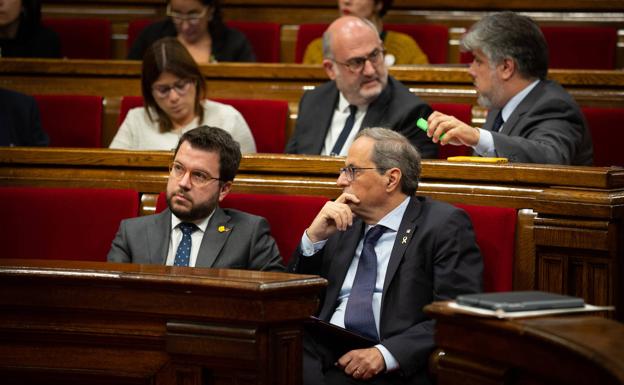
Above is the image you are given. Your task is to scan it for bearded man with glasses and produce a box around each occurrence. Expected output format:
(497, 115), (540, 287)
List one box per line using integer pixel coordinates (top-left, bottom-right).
(108, 126), (283, 271)
(286, 16), (437, 159)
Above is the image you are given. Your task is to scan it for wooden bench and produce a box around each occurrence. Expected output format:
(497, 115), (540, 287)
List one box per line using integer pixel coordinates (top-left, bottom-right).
(1, 147), (622, 321)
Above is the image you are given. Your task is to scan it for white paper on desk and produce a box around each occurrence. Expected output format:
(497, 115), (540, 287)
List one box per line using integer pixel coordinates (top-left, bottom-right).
(448, 301), (615, 319)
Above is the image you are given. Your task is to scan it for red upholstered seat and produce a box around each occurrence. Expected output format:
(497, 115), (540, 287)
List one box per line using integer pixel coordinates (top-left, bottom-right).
(34, 94), (103, 147)
(430, 102), (472, 158)
(42, 18), (112, 59)
(118, 96), (288, 153)
(126, 19), (281, 63)
(454, 204), (516, 292)
(0, 187), (139, 261)
(460, 26), (617, 69)
(581, 107), (624, 167)
(156, 192), (327, 262)
(295, 23), (448, 64)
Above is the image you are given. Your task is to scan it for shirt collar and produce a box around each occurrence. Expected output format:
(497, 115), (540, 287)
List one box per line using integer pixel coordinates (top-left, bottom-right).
(171, 208), (214, 233)
(366, 196), (410, 234)
(501, 79), (540, 122)
(337, 92), (368, 114)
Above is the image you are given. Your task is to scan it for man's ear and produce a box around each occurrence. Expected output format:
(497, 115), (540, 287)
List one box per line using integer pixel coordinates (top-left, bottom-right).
(385, 168), (402, 192)
(323, 59), (337, 80)
(499, 57), (516, 81)
(218, 181), (232, 202)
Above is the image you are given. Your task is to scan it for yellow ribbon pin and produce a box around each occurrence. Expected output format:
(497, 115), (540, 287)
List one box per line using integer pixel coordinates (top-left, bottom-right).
(218, 225), (231, 233)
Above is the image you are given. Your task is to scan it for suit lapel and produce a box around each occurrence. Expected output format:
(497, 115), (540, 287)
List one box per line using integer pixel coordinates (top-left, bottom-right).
(312, 84), (340, 154)
(195, 207), (233, 268)
(499, 80), (545, 135)
(148, 209), (172, 265)
(382, 197), (422, 294)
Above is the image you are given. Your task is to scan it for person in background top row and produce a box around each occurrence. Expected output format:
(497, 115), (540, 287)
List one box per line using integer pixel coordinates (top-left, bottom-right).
(128, 0), (255, 63)
(303, 0), (428, 65)
(0, 87), (49, 146)
(0, 0), (61, 58)
(425, 11), (593, 165)
(111, 37), (256, 152)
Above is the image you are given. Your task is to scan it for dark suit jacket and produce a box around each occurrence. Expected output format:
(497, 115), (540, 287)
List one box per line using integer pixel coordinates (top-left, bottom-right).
(127, 19), (255, 62)
(107, 207), (284, 272)
(483, 80), (593, 165)
(289, 196), (483, 384)
(0, 88), (49, 147)
(285, 76), (438, 159)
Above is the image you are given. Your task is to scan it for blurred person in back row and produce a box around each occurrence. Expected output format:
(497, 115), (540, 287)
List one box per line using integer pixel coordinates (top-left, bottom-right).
(424, 11), (592, 165)
(111, 37), (256, 152)
(0, 0), (61, 58)
(128, 0), (255, 63)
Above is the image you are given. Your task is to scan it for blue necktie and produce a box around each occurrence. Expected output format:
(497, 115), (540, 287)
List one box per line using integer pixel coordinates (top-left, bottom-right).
(173, 222), (197, 267)
(491, 110), (504, 132)
(330, 105), (358, 156)
(344, 225), (387, 341)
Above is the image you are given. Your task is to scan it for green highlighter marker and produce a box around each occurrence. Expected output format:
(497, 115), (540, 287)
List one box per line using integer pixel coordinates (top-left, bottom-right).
(417, 118), (444, 140)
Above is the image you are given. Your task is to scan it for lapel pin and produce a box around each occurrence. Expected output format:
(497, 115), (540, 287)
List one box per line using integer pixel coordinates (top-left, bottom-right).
(218, 225), (231, 233)
(402, 236), (408, 244)
(406, 229), (411, 234)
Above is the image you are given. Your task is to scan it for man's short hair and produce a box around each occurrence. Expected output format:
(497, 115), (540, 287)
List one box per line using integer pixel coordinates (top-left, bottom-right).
(461, 11), (549, 80)
(174, 126), (242, 183)
(355, 127), (421, 195)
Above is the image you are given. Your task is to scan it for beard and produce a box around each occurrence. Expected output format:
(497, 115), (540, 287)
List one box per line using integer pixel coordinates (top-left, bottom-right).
(167, 189), (218, 222)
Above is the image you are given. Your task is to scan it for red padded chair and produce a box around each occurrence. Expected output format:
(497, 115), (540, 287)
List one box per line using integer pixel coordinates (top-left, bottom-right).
(42, 18), (112, 59)
(119, 96), (289, 153)
(581, 107), (624, 167)
(0, 187), (139, 261)
(430, 102), (472, 158)
(295, 23), (448, 64)
(34, 94), (103, 147)
(460, 26), (617, 69)
(156, 192), (327, 262)
(455, 204), (516, 292)
(126, 19), (280, 62)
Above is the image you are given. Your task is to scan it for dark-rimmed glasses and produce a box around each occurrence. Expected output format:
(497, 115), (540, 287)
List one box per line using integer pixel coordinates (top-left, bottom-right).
(332, 48), (385, 73)
(166, 5), (208, 26)
(152, 79), (194, 99)
(169, 162), (221, 186)
(339, 166), (386, 182)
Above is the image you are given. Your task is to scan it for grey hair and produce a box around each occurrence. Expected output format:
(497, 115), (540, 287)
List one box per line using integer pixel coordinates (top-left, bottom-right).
(461, 11), (548, 80)
(322, 17), (380, 59)
(355, 127), (421, 195)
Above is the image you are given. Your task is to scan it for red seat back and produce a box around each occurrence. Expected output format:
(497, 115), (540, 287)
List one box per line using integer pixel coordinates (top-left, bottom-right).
(581, 107), (624, 167)
(119, 96), (288, 153)
(454, 204), (516, 292)
(34, 94), (103, 147)
(226, 21), (281, 63)
(430, 102), (472, 158)
(126, 18), (155, 51)
(296, 23), (448, 64)
(156, 192), (327, 262)
(460, 26), (617, 69)
(0, 187), (139, 261)
(42, 18), (112, 59)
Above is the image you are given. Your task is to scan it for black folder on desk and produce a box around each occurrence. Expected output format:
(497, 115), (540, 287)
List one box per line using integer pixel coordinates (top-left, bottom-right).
(304, 316), (377, 356)
(456, 291), (585, 312)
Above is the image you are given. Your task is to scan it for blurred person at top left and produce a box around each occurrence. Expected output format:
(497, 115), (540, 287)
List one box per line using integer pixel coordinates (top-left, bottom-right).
(0, 0), (61, 58)
(128, 0), (255, 64)
(110, 37), (256, 152)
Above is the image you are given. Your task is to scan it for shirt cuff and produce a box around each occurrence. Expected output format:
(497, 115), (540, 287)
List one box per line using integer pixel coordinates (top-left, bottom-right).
(474, 128), (496, 156)
(375, 344), (399, 372)
(300, 230), (327, 256)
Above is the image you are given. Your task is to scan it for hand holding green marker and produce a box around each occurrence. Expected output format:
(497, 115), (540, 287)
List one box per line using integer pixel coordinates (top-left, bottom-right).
(417, 117), (444, 140)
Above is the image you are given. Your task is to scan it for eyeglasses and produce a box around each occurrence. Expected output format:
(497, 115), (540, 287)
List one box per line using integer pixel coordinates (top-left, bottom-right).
(152, 79), (194, 99)
(332, 48), (385, 73)
(339, 166), (386, 182)
(166, 5), (208, 25)
(169, 162), (221, 186)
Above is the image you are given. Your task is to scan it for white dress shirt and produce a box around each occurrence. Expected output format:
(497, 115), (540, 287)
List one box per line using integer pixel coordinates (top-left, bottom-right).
(320, 93), (367, 156)
(166, 211), (214, 267)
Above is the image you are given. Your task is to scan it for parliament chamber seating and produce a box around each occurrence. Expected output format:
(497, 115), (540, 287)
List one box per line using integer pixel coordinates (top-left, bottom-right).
(0, 187), (139, 261)
(33, 94), (103, 147)
(119, 95), (289, 153)
(126, 19), (281, 62)
(42, 18), (112, 59)
(294, 23), (449, 64)
(430, 102), (473, 158)
(582, 106), (624, 167)
(156, 192), (327, 261)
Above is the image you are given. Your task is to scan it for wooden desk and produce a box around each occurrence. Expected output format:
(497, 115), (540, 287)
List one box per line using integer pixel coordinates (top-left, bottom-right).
(425, 301), (624, 385)
(1, 148), (623, 320)
(1, 59), (623, 146)
(0, 258), (326, 385)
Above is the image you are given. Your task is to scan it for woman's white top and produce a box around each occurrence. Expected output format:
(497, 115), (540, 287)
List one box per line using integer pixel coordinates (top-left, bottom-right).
(109, 99), (256, 153)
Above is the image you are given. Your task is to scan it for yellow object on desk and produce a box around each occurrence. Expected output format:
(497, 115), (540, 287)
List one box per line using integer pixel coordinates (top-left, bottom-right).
(446, 156), (508, 163)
